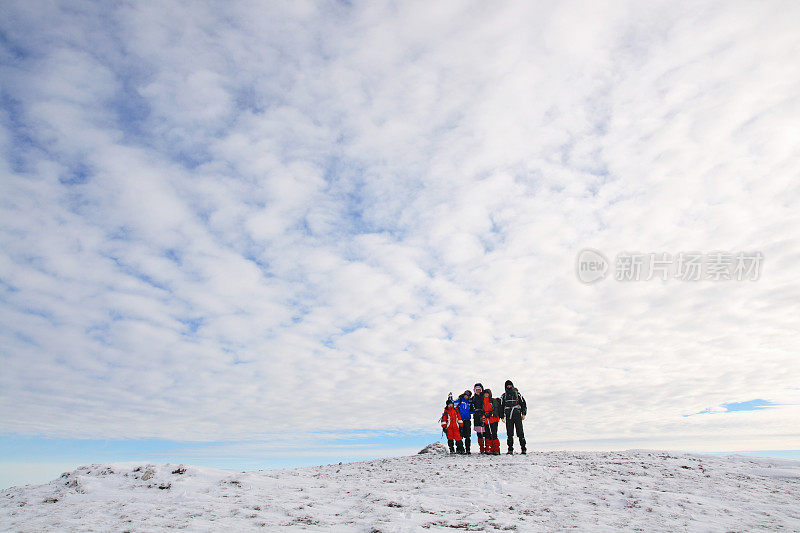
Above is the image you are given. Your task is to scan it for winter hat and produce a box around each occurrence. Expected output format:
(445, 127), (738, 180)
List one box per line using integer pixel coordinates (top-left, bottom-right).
(463, 390), (472, 397)
(484, 388), (492, 397)
(446, 399), (454, 407)
(473, 383), (483, 391)
(505, 380), (514, 388)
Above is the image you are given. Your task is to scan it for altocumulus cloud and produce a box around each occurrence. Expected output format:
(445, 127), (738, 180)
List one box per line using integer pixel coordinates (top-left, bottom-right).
(0, 0), (799, 452)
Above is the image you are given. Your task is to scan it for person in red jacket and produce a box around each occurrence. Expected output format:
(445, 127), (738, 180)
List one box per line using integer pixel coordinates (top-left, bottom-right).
(482, 389), (502, 455)
(440, 399), (465, 454)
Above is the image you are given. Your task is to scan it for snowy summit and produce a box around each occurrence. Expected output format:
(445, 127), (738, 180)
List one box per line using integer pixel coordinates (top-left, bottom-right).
(1, 450), (798, 531)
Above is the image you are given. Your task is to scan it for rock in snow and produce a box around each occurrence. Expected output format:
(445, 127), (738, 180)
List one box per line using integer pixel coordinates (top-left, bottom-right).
(1, 450), (798, 531)
(417, 441), (448, 454)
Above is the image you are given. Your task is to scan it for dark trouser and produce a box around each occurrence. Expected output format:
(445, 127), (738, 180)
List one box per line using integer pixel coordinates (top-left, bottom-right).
(506, 413), (526, 451)
(485, 421), (498, 440)
(447, 439), (465, 453)
(460, 419), (472, 452)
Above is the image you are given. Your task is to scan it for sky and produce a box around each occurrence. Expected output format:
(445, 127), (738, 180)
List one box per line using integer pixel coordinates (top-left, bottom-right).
(1, 0), (799, 487)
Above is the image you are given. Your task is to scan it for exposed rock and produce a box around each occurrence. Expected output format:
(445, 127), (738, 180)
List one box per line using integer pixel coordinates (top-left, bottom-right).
(417, 442), (448, 454)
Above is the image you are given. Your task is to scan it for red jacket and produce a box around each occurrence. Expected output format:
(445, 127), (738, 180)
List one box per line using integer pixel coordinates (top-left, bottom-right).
(483, 396), (499, 424)
(440, 406), (463, 439)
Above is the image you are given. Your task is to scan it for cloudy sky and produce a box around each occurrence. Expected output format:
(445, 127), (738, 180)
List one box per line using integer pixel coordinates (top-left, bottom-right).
(1, 0), (799, 485)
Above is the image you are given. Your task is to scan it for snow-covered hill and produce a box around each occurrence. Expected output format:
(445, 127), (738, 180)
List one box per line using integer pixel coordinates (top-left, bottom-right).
(1, 450), (798, 531)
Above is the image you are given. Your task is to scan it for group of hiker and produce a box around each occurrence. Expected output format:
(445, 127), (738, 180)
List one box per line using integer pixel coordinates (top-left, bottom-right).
(440, 380), (527, 455)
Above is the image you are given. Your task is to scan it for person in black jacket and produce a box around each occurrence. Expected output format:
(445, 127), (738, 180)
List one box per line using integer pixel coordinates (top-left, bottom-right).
(470, 383), (487, 453)
(500, 379), (527, 454)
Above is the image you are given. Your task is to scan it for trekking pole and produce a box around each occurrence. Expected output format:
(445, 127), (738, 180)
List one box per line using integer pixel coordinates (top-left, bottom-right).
(439, 411), (448, 449)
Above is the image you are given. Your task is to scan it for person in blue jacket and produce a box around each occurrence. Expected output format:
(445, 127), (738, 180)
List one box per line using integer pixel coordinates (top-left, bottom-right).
(453, 390), (474, 454)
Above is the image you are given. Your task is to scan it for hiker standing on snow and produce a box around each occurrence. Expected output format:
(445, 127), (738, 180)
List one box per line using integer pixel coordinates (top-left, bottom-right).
(482, 388), (502, 455)
(470, 383), (487, 453)
(441, 398), (465, 454)
(453, 390), (474, 454)
(500, 379), (527, 455)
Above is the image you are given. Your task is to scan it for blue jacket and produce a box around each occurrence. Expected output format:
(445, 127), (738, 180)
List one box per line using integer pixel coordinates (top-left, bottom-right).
(454, 395), (473, 421)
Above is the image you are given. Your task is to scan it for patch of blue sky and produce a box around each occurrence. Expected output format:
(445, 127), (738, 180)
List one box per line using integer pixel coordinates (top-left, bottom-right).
(322, 320), (368, 347)
(233, 83), (271, 114)
(59, 161), (92, 185)
(85, 322), (109, 336)
(684, 399), (777, 417)
(106, 255), (171, 292)
(106, 225), (133, 241)
(721, 399), (775, 411)
(11, 330), (39, 347)
(173, 145), (214, 171)
(0, 27), (31, 60)
(178, 317), (204, 335)
(109, 75), (152, 143)
(0, 92), (46, 174)
(163, 248), (183, 266)
(17, 305), (56, 324)
(339, 320), (367, 335)
(0, 277), (19, 294)
(322, 158), (379, 233)
(706, 450), (800, 461)
(242, 252), (273, 279)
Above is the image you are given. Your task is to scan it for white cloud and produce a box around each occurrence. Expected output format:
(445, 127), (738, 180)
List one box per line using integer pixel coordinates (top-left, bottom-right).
(0, 0), (798, 452)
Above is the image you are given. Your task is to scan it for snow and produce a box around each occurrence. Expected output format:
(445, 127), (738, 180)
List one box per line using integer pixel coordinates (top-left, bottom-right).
(1, 450), (798, 531)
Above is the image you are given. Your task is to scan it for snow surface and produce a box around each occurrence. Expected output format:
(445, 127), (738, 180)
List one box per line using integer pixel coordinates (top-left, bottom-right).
(1, 450), (798, 531)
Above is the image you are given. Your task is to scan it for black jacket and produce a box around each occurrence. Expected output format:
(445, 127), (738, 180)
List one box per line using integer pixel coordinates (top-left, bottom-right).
(501, 387), (527, 418)
(470, 392), (485, 424)
(491, 397), (503, 420)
